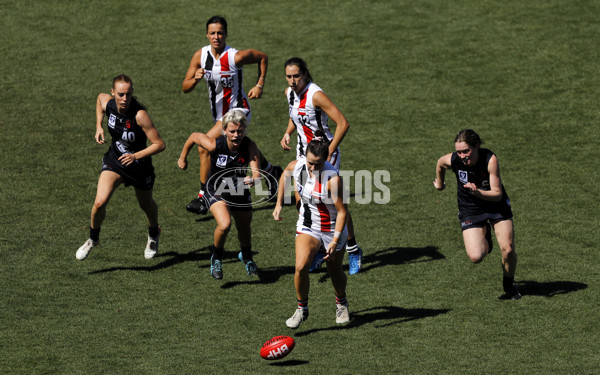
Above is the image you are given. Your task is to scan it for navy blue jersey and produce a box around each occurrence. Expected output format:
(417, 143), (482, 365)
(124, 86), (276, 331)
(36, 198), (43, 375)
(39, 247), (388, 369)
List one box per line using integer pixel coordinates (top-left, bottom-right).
(451, 148), (511, 216)
(205, 136), (253, 198)
(105, 98), (149, 163)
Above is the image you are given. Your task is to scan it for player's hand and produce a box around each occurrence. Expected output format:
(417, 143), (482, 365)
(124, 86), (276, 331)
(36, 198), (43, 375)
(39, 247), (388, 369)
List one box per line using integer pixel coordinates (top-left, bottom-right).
(323, 241), (337, 261)
(247, 85), (263, 99)
(244, 176), (257, 186)
(433, 178), (445, 190)
(280, 134), (291, 150)
(178, 157), (188, 170)
(463, 183), (478, 194)
(194, 68), (205, 81)
(272, 204), (282, 221)
(95, 128), (105, 144)
(119, 153), (136, 166)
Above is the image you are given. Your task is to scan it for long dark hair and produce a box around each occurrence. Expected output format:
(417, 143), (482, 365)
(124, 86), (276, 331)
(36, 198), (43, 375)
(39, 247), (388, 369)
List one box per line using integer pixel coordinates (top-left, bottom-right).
(285, 57), (313, 105)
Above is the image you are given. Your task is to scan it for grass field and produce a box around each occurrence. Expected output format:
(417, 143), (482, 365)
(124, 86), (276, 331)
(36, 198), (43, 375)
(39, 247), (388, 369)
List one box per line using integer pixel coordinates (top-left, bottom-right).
(1, 0), (599, 373)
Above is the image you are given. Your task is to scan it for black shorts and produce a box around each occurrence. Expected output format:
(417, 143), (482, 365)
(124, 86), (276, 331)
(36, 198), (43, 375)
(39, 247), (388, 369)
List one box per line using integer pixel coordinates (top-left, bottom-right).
(102, 152), (155, 191)
(205, 190), (252, 212)
(458, 210), (513, 231)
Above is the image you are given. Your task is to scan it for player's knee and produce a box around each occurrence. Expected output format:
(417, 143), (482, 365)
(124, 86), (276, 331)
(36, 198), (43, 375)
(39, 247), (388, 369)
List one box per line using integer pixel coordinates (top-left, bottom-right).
(467, 251), (486, 263)
(93, 198), (108, 210)
(500, 243), (515, 257)
(296, 260), (311, 275)
(216, 220), (231, 234)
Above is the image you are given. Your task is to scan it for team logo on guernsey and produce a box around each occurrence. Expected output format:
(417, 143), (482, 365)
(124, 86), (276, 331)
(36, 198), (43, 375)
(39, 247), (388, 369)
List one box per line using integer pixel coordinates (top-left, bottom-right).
(216, 155), (228, 168)
(108, 114), (116, 129)
(458, 170), (468, 184)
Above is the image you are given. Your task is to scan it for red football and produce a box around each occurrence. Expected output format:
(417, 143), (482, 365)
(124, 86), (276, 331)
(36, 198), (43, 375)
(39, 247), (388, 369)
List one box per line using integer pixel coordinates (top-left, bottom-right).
(260, 335), (295, 360)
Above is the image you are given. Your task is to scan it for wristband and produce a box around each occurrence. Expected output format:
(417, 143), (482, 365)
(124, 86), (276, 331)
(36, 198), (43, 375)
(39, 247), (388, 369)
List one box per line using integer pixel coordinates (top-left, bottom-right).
(256, 84), (263, 88)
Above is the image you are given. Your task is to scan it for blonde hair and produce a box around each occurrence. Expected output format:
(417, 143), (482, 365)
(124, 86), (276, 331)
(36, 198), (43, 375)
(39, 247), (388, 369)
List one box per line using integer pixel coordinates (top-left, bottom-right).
(221, 109), (248, 130)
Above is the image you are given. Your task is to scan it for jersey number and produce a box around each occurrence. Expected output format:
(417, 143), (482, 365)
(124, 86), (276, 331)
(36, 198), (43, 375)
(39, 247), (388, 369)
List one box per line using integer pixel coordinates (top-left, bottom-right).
(221, 76), (233, 88)
(122, 131), (136, 142)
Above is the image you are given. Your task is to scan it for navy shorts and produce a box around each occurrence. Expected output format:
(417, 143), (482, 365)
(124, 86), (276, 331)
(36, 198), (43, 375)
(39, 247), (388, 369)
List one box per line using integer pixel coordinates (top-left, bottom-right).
(458, 210), (513, 231)
(205, 190), (253, 212)
(102, 153), (155, 191)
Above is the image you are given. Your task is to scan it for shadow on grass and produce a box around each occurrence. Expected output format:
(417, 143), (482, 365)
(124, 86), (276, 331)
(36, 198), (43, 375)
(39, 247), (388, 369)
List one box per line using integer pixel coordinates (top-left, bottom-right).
(221, 265), (296, 289)
(516, 280), (587, 297)
(305, 245), (445, 283)
(268, 359), (310, 367)
(362, 246), (445, 271)
(88, 246), (213, 274)
(295, 305), (451, 336)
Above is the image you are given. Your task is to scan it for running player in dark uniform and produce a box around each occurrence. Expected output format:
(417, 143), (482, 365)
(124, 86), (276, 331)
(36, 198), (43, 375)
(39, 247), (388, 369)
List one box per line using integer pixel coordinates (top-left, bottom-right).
(76, 74), (165, 261)
(434, 129), (520, 300)
(178, 109), (261, 280)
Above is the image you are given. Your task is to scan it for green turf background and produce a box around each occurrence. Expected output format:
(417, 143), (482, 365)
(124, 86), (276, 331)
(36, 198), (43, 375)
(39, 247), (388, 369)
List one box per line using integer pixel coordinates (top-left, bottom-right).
(1, 0), (598, 373)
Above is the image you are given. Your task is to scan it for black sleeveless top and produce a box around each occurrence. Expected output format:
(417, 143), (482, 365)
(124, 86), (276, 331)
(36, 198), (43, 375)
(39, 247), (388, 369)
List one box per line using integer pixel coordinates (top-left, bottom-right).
(451, 148), (511, 216)
(105, 98), (150, 165)
(205, 136), (252, 196)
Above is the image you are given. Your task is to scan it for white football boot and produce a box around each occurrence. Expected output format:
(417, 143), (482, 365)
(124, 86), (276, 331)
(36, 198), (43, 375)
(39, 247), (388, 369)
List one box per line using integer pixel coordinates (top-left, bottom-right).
(76, 239), (98, 260)
(336, 302), (350, 324)
(286, 309), (308, 329)
(144, 228), (161, 259)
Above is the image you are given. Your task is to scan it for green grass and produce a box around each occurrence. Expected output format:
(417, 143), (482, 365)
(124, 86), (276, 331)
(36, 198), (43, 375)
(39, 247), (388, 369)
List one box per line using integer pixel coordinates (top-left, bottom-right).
(1, 0), (599, 373)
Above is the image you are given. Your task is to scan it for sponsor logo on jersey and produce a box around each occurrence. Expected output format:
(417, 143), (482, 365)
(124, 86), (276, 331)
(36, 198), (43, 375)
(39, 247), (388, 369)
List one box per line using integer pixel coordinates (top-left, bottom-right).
(108, 114), (116, 129)
(458, 170), (468, 184)
(216, 155), (228, 168)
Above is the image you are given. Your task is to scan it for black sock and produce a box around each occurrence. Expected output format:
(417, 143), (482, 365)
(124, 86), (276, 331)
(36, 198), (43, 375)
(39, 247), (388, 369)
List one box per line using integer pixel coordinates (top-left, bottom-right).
(90, 227), (100, 242)
(503, 275), (515, 293)
(148, 225), (160, 238)
(241, 246), (252, 262)
(212, 246), (224, 260)
(347, 237), (357, 247)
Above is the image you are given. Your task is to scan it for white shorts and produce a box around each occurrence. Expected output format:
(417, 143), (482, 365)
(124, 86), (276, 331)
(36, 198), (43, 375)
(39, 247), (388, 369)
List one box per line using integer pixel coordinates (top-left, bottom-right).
(296, 225), (348, 252)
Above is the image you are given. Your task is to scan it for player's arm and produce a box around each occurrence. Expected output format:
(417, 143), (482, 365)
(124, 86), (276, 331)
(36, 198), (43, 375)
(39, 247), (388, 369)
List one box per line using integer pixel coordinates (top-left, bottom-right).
(324, 175), (347, 260)
(235, 49), (268, 99)
(95, 93), (112, 144)
(119, 111), (165, 166)
(312, 91), (349, 160)
(178, 133), (216, 170)
(182, 49), (205, 93)
(466, 154), (504, 201)
(434, 153), (452, 190)
(272, 160), (297, 221)
(246, 140), (262, 185)
(280, 118), (296, 150)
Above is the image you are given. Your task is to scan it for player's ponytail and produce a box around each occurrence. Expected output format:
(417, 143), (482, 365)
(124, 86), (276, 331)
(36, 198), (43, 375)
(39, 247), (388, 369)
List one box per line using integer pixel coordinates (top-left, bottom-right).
(306, 129), (329, 160)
